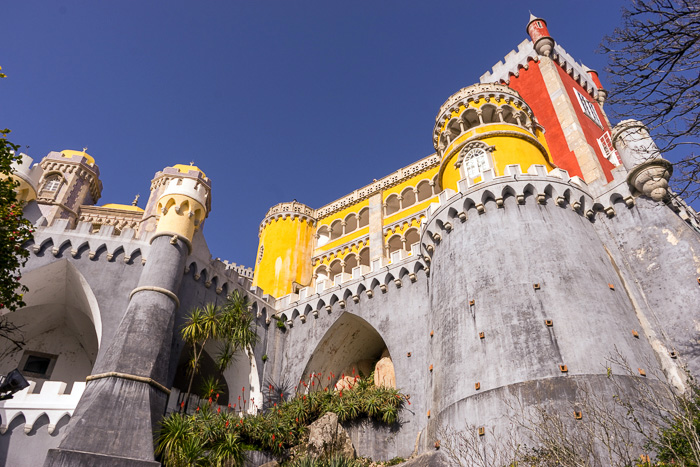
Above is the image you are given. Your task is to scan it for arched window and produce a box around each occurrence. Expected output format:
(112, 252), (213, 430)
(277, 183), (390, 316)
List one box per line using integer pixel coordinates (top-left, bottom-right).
(358, 208), (369, 228)
(401, 188), (416, 209)
(404, 229), (420, 253)
(387, 235), (403, 254)
(330, 220), (343, 240)
(343, 254), (358, 274)
(385, 194), (400, 216)
(359, 247), (370, 267)
(417, 180), (432, 202)
(345, 213), (357, 234)
(316, 226), (330, 247)
(43, 174), (62, 193)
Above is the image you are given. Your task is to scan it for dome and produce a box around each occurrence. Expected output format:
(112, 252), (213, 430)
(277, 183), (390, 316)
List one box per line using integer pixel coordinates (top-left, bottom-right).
(61, 149), (95, 166)
(172, 164), (207, 178)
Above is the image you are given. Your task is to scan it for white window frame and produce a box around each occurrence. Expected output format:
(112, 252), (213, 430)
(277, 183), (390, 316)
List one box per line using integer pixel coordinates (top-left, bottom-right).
(597, 131), (621, 166)
(574, 88), (602, 127)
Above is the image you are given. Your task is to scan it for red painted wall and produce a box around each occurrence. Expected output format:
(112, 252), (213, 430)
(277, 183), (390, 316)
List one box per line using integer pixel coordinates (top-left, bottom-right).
(556, 65), (615, 182)
(506, 58), (615, 182)
(507, 59), (582, 179)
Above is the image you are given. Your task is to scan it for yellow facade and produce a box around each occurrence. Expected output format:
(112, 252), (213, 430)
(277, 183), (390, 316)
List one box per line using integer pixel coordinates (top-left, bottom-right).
(253, 216), (315, 298)
(155, 193), (207, 242)
(440, 124), (554, 191)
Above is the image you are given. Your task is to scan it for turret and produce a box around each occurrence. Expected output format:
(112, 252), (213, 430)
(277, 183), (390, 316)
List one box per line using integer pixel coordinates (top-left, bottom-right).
(527, 13), (555, 57)
(433, 83), (554, 192)
(36, 149), (102, 225)
(140, 163), (210, 239)
(253, 201), (316, 298)
(584, 66), (608, 106)
(5, 153), (41, 203)
(612, 119), (672, 201)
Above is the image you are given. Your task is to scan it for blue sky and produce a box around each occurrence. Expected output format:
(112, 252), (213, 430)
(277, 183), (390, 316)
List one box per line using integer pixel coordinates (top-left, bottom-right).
(3, 0), (644, 267)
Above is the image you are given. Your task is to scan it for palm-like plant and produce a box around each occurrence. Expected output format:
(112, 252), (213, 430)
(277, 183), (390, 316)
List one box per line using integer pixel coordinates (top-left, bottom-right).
(180, 291), (259, 409)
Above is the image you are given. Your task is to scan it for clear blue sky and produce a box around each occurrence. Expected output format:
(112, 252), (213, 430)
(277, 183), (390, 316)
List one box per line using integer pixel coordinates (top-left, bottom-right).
(3, 0), (645, 267)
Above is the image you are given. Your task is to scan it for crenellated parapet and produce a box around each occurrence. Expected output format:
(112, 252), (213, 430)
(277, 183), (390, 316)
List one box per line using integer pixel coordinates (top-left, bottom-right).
(28, 218), (150, 264)
(0, 380), (86, 435)
(479, 40), (601, 101)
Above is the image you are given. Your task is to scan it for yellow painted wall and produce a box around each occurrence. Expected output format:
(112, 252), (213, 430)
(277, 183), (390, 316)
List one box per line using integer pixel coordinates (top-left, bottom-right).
(253, 216), (315, 297)
(155, 193), (206, 241)
(440, 124), (554, 192)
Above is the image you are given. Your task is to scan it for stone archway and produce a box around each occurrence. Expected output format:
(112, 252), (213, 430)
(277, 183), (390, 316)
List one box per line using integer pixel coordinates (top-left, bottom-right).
(300, 312), (395, 391)
(0, 260), (102, 392)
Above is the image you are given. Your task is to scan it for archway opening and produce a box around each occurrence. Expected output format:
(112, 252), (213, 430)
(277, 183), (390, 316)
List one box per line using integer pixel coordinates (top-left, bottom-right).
(299, 313), (395, 392)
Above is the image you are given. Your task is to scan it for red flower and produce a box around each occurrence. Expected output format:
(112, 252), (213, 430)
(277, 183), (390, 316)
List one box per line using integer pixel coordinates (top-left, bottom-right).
(295, 417), (299, 422)
(217, 407), (221, 413)
(196, 407), (200, 412)
(208, 397), (212, 403)
(225, 420), (229, 427)
(228, 403), (232, 408)
(242, 387), (245, 393)
(180, 401), (185, 408)
(303, 396), (306, 401)
(272, 434), (275, 440)
(339, 391), (343, 397)
(279, 442), (282, 447)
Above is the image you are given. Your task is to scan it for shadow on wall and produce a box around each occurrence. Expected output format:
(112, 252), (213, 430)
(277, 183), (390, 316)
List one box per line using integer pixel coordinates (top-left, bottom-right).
(0, 413), (71, 467)
(299, 312), (396, 392)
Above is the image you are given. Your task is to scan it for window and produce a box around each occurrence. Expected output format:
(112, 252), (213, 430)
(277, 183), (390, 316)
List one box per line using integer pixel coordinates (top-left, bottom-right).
(19, 351), (58, 379)
(574, 89), (602, 127)
(463, 147), (490, 179)
(43, 175), (62, 192)
(597, 131), (621, 165)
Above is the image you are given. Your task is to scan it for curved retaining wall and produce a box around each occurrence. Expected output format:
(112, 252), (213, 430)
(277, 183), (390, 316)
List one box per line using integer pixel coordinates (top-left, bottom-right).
(424, 180), (663, 440)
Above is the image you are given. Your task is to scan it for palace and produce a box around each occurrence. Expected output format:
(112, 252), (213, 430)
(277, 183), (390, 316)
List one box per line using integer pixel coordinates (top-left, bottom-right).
(2, 14), (700, 466)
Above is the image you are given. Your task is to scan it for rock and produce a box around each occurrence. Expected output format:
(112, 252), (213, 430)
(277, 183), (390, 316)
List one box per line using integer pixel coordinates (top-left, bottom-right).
(335, 375), (357, 391)
(374, 350), (396, 388)
(306, 412), (355, 459)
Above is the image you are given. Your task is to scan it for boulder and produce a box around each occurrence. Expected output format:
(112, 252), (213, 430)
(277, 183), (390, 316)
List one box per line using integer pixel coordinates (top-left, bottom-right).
(374, 350), (396, 388)
(306, 412), (355, 459)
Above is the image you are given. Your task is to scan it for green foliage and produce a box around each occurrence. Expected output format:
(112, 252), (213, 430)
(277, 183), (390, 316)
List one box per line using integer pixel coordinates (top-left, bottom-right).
(157, 375), (409, 466)
(0, 131), (33, 313)
(0, 67), (33, 355)
(180, 291), (259, 404)
(647, 384), (700, 467)
(286, 454), (366, 466)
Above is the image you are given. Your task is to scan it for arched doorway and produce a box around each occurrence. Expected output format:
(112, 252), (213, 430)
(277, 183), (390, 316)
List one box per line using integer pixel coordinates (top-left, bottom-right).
(300, 312), (395, 391)
(0, 260), (101, 393)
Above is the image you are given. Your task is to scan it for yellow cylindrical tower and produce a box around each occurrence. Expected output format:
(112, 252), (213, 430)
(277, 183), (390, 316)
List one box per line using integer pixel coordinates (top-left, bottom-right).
(5, 153), (41, 203)
(433, 83), (555, 192)
(253, 201), (316, 298)
(153, 169), (211, 251)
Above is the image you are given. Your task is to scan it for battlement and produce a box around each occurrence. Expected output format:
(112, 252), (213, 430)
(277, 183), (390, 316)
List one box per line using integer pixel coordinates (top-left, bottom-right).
(480, 40), (600, 99)
(0, 380), (86, 435)
(160, 177), (210, 212)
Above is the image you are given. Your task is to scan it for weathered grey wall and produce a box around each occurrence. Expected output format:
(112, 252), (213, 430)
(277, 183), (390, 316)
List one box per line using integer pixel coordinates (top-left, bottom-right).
(266, 269), (432, 461)
(594, 196), (700, 375)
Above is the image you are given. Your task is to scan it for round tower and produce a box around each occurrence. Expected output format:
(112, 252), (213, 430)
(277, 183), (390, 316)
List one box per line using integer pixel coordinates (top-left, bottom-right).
(46, 163), (212, 465)
(140, 163), (210, 237)
(423, 89), (669, 454)
(612, 119), (672, 201)
(527, 13), (555, 57)
(5, 153), (41, 203)
(432, 83), (554, 192)
(253, 201), (316, 298)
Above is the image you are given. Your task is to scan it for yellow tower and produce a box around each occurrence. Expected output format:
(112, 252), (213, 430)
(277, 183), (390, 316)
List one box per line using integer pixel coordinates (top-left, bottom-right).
(253, 201), (316, 298)
(140, 164), (210, 239)
(433, 83), (554, 191)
